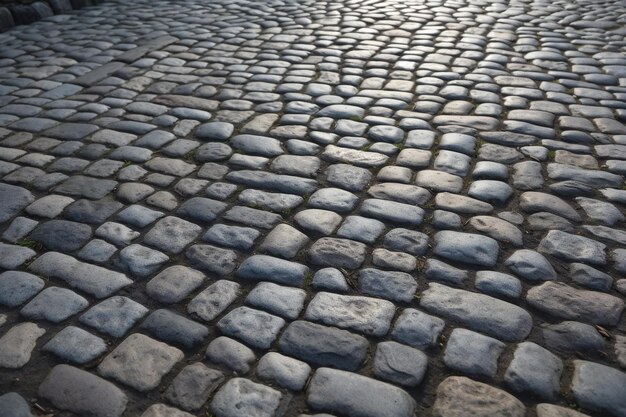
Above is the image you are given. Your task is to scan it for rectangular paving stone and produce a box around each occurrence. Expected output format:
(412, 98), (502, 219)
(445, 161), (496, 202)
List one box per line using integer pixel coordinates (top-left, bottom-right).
(527, 281), (624, 326)
(187, 280), (241, 322)
(236, 254), (309, 287)
(278, 320), (368, 371)
(54, 175), (117, 199)
(29, 252), (132, 299)
(39, 365), (128, 417)
(98, 333), (183, 392)
(116, 35), (178, 63)
(72, 61), (127, 86)
(420, 283), (533, 342)
(305, 292), (395, 337)
(307, 367), (416, 417)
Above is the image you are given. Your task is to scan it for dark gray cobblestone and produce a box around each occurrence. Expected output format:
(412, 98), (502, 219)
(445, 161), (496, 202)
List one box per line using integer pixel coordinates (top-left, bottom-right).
(1, 0), (626, 416)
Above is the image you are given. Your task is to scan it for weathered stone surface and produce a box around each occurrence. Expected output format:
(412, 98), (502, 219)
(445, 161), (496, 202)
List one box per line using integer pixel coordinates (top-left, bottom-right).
(20, 287), (88, 323)
(211, 378), (282, 417)
(29, 252), (131, 298)
(391, 308), (446, 349)
(538, 230), (606, 265)
(237, 255), (308, 286)
(572, 361), (626, 417)
(145, 216), (202, 254)
(373, 341), (428, 387)
(536, 404), (590, 417)
(433, 231), (500, 267)
(420, 283), (532, 342)
(257, 352), (311, 391)
(140, 404), (195, 417)
(0, 184), (34, 223)
(165, 363), (224, 411)
(307, 367), (416, 417)
(505, 249), (556, 281)
(188, 280), (241, 322)
(308, 237), (367, 269)
(80, 296), (148, 338)
(541, 321), (605, 355)
(218, 306), (285, 349)
(279, 320), (368, 371)
(98, 334), (183, 392)
(358, 268), (417, 302)
(305, 292), (395, 337)
(527, 282), (624, 326)
(186, 244), (237, 276)
(246, 282), (306, 320)
(206, 336), (255, 373)
(0, 271), (44, 307)
(140, 309), (209, 349)
(39, 365), (128, 417)
(504, 342), (563, 400)
(0, 323), (45, 368)
(432, 376), (526, 417)
(146, 266), (205, 304)
(444, 328), (505, 378)
(43, 326), (107, 364)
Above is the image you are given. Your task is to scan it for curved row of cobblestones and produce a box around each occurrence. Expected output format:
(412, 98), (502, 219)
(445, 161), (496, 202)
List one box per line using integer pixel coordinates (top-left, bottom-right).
(0, 0), (626, 416)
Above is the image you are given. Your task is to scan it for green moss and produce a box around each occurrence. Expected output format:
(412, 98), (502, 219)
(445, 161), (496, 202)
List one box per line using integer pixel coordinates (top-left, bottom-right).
(17, 239), (42, 251)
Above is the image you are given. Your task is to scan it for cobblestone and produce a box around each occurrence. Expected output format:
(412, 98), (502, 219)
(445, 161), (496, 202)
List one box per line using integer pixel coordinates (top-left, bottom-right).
(1, 0), (626, 415)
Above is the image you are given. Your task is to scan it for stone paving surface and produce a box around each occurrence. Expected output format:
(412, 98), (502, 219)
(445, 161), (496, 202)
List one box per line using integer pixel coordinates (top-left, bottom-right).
(0, 0), (626, 416)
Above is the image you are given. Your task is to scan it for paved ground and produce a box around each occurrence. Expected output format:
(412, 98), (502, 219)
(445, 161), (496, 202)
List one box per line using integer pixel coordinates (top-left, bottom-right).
(0, 0), (626, 416)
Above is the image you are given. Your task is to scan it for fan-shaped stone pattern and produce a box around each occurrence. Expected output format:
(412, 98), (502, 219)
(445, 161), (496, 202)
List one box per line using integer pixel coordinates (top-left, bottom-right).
(2, 0), (626, 416)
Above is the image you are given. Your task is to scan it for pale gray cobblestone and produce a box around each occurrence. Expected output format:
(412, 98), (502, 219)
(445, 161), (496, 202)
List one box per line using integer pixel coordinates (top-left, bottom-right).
(1, 0), (626, 415)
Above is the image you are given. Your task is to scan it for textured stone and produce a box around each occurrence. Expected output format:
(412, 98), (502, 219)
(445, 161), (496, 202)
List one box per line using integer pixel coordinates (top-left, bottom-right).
(257, 352), (311, 391)
(188, 280), (241, 322)
(420, 283), (532, 342)
(434, 231), (500, 267)
(527, 282), (624, 326)
(39, 365), (128, 417)
(29, 252), (131, 298)
(504, 342), (563, 400)
(0, 271), (44, 307)
(572, 361), (626, 417)
(0, 184), (34, 223)
(165, 363), (224, 411)
(146, 266), (205, 304)
(279, 320), (368, 371)
(432, 376), (525, 417)
(308, 237), (367, 269)
(391, 308), (446, 349)
(444, 328), (506, 378)
(305, 292), (395, 337)
(538, 230), (606, 265)
(140, 309), (209, 349)
(0, 322), (45, 368)
(373, 341), (428, 387)
(98, 334), (183, 392)
(80, 296), (148, 338)
(43, 326), (107, 364)
(211, 378), (282, 417)
(217, 306), (285, 349)
(307, 367), (416, 417)
(237, 255), (308, 286)
(20, 287), (88, 323)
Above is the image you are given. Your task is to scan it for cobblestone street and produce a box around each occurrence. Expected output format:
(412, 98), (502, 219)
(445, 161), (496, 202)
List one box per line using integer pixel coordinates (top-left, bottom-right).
(1, 0), (626, 416)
